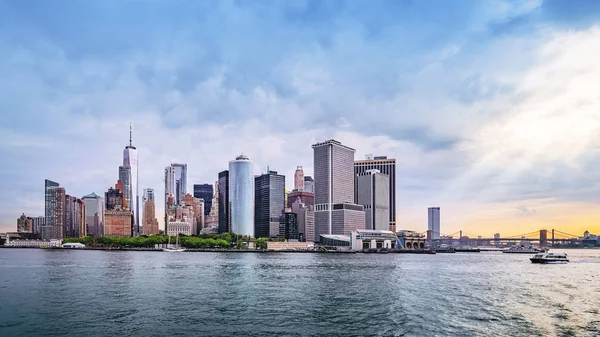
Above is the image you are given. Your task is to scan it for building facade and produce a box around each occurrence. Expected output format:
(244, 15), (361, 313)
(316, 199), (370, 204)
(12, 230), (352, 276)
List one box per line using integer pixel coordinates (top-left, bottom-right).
(164, 163), (187, 226)
(356, 169), (390, 231)
(43, 179), (60, 240)
(428, 207), (441, 240)
(303, 176), (314, 193)
(294, 166), (304, 191)
(82, 193), (104, 237)
(286, 190), (314, 209)
(280, 212), (299, 240)
(229, 155), (254, 237)
(166, 220), (192, 237)
(65, 195), (86, 238)
(218, 170), (230, 233)
(104, 210), (133, 237)
(122, 125), (139, 236)
(254, 171), (285, 238)
(312, 140), (365, 241)
(354, 155), (397, 232)
(142, 194), (159, 235)
(291, 199), (314, 242)
(17, 214), (33, 233)
(193, 184), (213, 217)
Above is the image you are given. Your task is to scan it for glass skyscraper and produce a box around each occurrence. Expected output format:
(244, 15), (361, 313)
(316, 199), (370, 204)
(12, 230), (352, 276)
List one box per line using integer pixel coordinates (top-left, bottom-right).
(122, 125), (139, 236)
(193, 184), (213, 217)
(218, 171), (230, 234)
(254, 171), (285, 238)
(229, 155), (254, 237)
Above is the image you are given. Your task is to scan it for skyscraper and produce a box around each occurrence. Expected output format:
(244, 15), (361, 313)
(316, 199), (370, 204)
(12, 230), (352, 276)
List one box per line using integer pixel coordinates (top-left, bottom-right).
(356, 169), (390, 231)
(294, 166), (304, 191)
(229, 155), (254, 237)
(142, 188), (159, 235)
(104, 180), (133, 237)
(64, 195), (85, 238)
(428, 207), (441, 240)
(118, 165), (131, 209)
(164, 163), (187, 228)
(218, 170), (230, 233)
(122, 124), (139, 236)
(82, 193), (104, 237)
(354, 155), (397, 232)
(193, 184), (213, 217)
(303, 176), (314, 193)
(254, 171), (285, 238)
(312, 140), (365, 241)
(291, 199), (314, 242)
(43, 179), (59, 240)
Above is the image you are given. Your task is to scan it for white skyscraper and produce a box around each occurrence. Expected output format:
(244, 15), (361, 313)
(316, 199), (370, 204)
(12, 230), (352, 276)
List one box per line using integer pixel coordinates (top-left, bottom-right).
(229, 155), (254, 237)
(123, 124), (139, 236)
(428, 207), (441, 240)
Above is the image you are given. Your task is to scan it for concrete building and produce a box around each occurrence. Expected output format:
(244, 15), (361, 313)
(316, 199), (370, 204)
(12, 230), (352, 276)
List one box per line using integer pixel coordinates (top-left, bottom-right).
(118, 165), (131, 210)
(164, 163), (187, 226)
(286, 191), (314, 209)
(254, 170), (285, 238)
(218, 170), (230, 233)
(303, 176), (314, 193)
(17, 214), (33, 233)
(122, 124), (139, 236)
(104, 210), (133, 237)
(65, 196), (86, 238)
(356, 169), (390, 231)
(312, 139), (366, 241)
(291, 199), (315, 242)
(183, 193), (204, 234)
(193, 184), (213, 217)
(280, 212), (299, 240)
(266, 241), (314, 251)
(205, 181), (219, 228)
(142, 189), (159, 235)
(428, 207), (441, 240)
(294, 166), (305, 191)
(166, 220), (192, 236)
(354, 155), (397, 232)
(396, 230), (426, 249)
(229, 155), (254, 237)
(43, 179), (62, 240)
(31, 216), (45, 236)
(82, 193), (104, 237)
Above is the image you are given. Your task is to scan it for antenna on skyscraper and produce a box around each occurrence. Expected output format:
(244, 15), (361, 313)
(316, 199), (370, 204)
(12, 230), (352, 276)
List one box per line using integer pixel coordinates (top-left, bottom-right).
(129, 122), (132, 147)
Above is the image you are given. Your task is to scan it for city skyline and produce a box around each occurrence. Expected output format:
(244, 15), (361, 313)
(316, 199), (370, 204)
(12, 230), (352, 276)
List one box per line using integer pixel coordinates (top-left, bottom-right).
(1, 1), (599, 237)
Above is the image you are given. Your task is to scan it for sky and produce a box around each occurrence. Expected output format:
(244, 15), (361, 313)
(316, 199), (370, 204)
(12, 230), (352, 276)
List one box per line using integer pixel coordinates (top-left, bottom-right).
(0, 0), (599, 237)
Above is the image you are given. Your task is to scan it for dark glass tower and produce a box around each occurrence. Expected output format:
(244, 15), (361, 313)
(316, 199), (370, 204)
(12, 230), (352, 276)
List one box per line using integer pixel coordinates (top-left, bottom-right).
(254, 171), (285, 238)
(218, 170), (230, 234)
(193, 184), (213, 217)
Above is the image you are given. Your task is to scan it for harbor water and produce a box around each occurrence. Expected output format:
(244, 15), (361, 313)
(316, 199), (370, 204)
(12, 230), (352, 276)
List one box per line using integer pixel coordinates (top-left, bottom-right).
(1, 249), (599, 336)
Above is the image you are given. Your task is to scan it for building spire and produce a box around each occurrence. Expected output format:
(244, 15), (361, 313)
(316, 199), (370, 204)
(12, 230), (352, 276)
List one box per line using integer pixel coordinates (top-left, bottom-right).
(129, 123), (132, 147)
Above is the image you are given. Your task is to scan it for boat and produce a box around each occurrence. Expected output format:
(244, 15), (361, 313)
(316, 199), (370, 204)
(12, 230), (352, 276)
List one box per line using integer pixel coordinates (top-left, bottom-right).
(530, 252), (568, 264)
(435, 245), (456, 253)
(502, 246), (545, 254)
(455, 247), (480, 253)
(162, 234), (186, 252)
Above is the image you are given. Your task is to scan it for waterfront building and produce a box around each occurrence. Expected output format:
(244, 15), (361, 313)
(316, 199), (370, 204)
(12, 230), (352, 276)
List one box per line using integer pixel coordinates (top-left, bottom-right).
(82, 193), (104, 237)
(205, 181), (219, 228)
(118, 165), (131, 210)
(31, 216), (45, 236)
(356, 169), (390, 231)
(280, 212), (299, 240)
(193, 184), (213, 217)
(122, 125), (139, 236)
(17, 214), (33, 233)
(354, 155), (397, 232)
(254, 170), (285, 238)
(183, 193), (204, 234)
(65, 196), (86, 238)
(312, 139), (366, 241)
(291, 199), (314, 242)
(396, 230), (426, 249)
(106, 186), (124, 211)
(229, 155), (254, 237)
(303, 176), (314, 193)
(142, 189), (159, 235)
(428, 207), (441, 240)
(218, 171), (230, 233)
(294, 166), (304, 191)
(104, 209), (133, 237)
(286, 190), (314, 209)
(166, 220), (192, 237)
(266, 241), (314, 251)
(43, 179), (62, 240)
(164, 163), (187, 226)
(494, 233), (501, 246)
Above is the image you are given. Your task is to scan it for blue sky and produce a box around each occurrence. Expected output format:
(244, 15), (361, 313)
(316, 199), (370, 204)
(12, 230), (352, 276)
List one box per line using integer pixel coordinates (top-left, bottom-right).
(1, 0), (599, 235)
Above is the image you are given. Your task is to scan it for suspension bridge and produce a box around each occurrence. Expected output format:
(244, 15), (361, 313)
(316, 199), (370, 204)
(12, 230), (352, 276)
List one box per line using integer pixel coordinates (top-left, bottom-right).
(425, 229), (581, 247)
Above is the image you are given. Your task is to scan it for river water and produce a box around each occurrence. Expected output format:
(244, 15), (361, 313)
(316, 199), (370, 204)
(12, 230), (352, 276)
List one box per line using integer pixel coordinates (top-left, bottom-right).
(0, 249), (599, 336)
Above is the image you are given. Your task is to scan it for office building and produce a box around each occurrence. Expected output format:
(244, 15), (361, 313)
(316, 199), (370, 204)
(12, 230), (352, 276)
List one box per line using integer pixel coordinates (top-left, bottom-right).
(122, 124), (139, 236)
(294, 166), (304, 191)
(31, 216), (45, 236)
(183, 193), (204, 235)
(43, 179), (60, 240)
(82, 192), (104, 237)
(118, 165), (131, 210)
(356, 169), (390, 231)
(142, 189), (159, 235)
(65, 195), (86, 238)
(218, 171), (230, 233)
(254, 171), (285, 238)
(104, 180), (134, 237)
(354, 155), (397, 232)
(229, 155), (254, 237)
(166, 220), (192, 237)
(286, 190), (314, 209)
(193, 184), (213, 217)
(428, 207), (441, 240)
(303, 176), (314, 193)
(280, 212), (299, 240)
(291, 199), (314, 242)
(164, 163), (187, 224)
(312, 139), (366, 241)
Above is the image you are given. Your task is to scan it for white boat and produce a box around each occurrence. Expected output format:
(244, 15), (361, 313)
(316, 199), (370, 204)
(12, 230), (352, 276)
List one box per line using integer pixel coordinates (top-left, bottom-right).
(502, 246), (545, 254)
(162, 234), (186, 252)
(530, 252), (568, 264)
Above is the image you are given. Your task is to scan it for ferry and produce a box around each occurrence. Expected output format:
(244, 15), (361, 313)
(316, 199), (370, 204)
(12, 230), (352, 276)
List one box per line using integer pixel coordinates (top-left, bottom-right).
(502, 246), (545, 254)
(530, 252), (569, 264)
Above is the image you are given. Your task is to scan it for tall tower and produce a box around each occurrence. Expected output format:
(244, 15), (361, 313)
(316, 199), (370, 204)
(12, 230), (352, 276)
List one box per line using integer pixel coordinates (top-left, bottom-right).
(294, 166), (304, 191)
(122, 124), (139, 236)
(218, 171), (230, 233)
(229, 155), (254, 237)
(254, 170), (285, 238)
(312, 140), (365, 241)
(354, 155), (396, 232)
(356, 169), (390, 231)
(428, 207), (441, 240)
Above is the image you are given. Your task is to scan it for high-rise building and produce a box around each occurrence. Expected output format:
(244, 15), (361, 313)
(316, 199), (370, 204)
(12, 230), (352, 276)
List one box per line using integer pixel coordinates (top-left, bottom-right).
(165, 163), (187, 227)
(31, 216), (45, 236)
(294, 166), (305, 191)
(142, 189), (159, 235)
(183, 193), (204, 235)
(82, 193), (104, 237)
(280, 212), (299, 240)
(254, 171), (285, 238)
(286, 191), (314, 209)
(303, 176), (314, 193)
(218, 171), (230, 233)
(229, 155), (254, 237)
(43, 179), (60, 240)
(193, 184), (213, 217)
(65, 195), (86, 238)
(122, 124), (139, 236)
(428, 207), (441, 240)
(291, 200), (314, 242)
(354, 155), (397, 232)
(312, 139), (365, 241)
(118, 166), (131, 210)
(104, 180), (133, 237)
(356, 169), (390, 231)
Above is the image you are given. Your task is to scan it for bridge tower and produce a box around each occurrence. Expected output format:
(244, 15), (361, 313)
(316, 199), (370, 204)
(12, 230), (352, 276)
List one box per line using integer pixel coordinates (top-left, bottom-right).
(540, 229), (548, 248)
